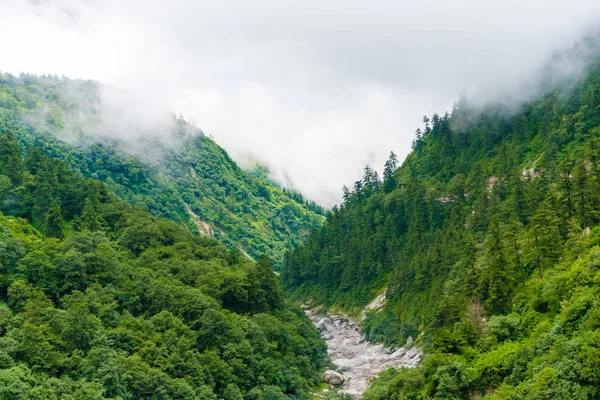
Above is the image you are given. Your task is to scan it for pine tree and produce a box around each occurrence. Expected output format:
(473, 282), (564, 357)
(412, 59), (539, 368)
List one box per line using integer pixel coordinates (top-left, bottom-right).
(573, 158), (598, 228)
(0, 131), (23, 185)
(559, 152), (575, 219)
(0, 174), (12, 204)
(342, 185), (351, 203)
(32, 166), (56, 226)
(372, 170), (382, 193)
(352, 180), (363, 202)
(362, 165), (381, 193)
(80, 191), (107, 232)
(504, 217), (525, 287)
(565, 218), (586, 262)
(480, 216), (513, 314)
(527, 193), (562, 279)
(25, 147), (47, 176)
(41, 202), (65, 239)
(247, 255), (283, 313)
(383, 151), (399, 193)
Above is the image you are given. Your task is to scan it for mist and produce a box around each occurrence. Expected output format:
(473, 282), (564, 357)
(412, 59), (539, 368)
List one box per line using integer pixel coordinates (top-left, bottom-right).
(2, 0), (600, 206)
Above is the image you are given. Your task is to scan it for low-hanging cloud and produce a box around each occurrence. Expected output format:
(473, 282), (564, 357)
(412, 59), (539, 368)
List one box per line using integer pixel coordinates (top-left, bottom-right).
(2, 0), (600, 206)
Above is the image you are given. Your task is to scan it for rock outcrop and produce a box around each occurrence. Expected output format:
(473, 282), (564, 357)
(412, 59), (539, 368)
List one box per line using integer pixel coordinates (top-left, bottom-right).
(323, 370), (345, 385)
(306, 309), (421, 398)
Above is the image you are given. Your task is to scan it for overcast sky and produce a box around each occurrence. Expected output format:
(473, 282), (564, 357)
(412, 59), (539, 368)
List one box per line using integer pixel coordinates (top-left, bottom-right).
(2, 0), (600, 206)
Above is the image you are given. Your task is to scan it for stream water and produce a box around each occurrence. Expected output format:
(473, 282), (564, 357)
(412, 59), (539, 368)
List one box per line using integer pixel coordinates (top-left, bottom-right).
(305, 309), (421, 398)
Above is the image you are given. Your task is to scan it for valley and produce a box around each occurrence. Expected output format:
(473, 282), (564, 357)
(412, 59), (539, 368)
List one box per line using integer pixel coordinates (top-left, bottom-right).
(3, 33), (600, 400)
(306, 308), (421, 398)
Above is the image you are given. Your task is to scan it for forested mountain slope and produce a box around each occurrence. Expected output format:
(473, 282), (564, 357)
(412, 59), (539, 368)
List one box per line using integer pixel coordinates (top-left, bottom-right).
(281, 41), (600, 398)
(0, 73), (325, 266)
(0, 137), (326, 399)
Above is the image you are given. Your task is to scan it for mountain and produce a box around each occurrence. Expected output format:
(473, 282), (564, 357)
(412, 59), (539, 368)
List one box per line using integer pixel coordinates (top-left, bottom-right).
(0, 134), (326, 399)
(281, 40), (600, 398)
(0, 73), (325, 267)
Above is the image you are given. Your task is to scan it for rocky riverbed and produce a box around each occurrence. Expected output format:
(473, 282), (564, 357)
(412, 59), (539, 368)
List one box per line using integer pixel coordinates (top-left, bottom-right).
(306, 309), (421, 398)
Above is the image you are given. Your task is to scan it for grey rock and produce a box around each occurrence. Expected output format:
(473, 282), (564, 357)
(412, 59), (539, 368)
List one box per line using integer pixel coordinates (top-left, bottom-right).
(306, 308), (422, 398)
(323, 370), (345, 385)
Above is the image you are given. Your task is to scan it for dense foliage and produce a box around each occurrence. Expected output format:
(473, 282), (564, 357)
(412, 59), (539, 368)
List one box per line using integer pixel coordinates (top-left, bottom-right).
(0, 73), (325, 266)
(282, 41), (600, 398)
(0, 139), (326, 399)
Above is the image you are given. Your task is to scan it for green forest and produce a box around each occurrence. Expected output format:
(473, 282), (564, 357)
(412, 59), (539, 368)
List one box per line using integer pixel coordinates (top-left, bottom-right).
(0, 132), (326, 399)
(0, 73), (325, 267)
(281, 42), (600, 398)
(4, 32), (600, 400)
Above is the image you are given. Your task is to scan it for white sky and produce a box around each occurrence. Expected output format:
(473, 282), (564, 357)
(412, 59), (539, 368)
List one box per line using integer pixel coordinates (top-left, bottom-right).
(1, 0), (600, 206)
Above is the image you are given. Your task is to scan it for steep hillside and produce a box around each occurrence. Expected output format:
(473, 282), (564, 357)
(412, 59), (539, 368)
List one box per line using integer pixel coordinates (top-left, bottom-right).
(0, 73), (325, 266)
(282, 42), (600, 398)
(0, 138), (326, 399)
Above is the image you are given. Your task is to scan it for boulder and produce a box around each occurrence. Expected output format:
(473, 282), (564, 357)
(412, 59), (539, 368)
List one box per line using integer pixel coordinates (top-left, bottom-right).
(390, 348), (407, 358)
(322, 370), (345, 385)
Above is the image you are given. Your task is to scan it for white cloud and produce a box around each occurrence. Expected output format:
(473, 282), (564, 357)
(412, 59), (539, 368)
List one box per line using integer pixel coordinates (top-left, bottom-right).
(1, 0), (600, 206)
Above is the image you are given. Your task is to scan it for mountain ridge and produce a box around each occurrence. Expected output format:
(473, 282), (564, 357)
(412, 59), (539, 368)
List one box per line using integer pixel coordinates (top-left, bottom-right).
(282, 41), (600, 399)
(0, 72), (325, 266)
(0, 125), (328, 399)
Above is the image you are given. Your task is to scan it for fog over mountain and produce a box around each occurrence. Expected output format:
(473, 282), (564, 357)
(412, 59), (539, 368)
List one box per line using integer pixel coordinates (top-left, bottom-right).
(2, 0), (600, 206)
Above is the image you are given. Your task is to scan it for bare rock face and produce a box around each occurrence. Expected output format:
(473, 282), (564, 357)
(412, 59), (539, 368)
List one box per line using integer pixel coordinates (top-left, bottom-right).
(317, 320), (329, 332)
(306, 308), (421, 398)
(323, 370), (345, 385)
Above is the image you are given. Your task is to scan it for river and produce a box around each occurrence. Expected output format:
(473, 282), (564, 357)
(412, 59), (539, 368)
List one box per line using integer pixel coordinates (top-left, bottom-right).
(305, 309), (421, 398)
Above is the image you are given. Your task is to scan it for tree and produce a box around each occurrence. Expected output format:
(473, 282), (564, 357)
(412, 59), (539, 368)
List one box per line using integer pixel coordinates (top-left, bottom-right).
(24, 147), (47, 176)
(41, 202), (65, 239)
(504, 217), (525, 287)
(383, 151), (399, 193)
(352, 180), (364, 202)
(223, 384), (243, 400)
(0, 131), (23, 185)
(571, 154), (600, 229)
(342, 185), (351, 203)
(79, 189), (107, 233)
(0, 365), (34, 399)
(246, 255), (283, 313)
(479, 217), (513, 314)
(0, 175), (12, 204)
(559, 152), (576, 219)
(527, 193), (562, 279)
(32, 167), (56, 227)
(363, 165), (380, 193)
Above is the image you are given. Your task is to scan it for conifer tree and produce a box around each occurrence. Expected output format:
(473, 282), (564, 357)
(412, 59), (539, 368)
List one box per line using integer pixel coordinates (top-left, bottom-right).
(383, 151), (399, 193)
(342, 185), (351, 203)
(505, 217), (525, 287)
(527, 193), (562, 279)
(0, 131), (23, 185)
(41, 202), (65, 239)
(32, 166), (56, 226)
(480, 216), (513, 314)
(80, 193), (107, 232)
(25, 147), (47, 176)
(362, 165), (381, 193)
(247, 255), (283, 313)
(565, 218), (586, 261)
(573, 158), (597, 228)
(559, 152), (575, 219)
(352, 180), (363, 202)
